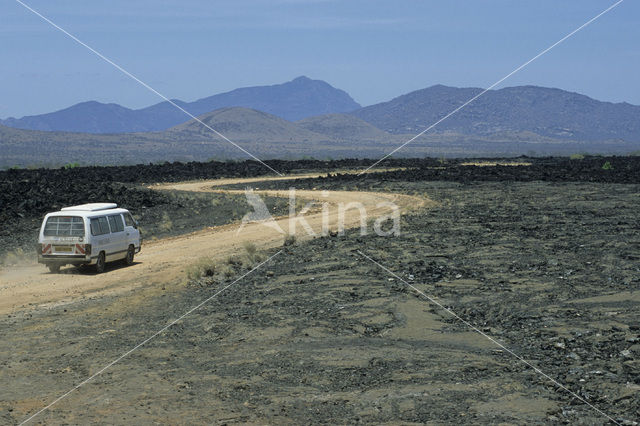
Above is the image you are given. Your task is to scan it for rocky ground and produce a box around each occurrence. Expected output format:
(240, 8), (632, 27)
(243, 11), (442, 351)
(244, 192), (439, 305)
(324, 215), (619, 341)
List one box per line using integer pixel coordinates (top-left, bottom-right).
(1, 157), (639, 424)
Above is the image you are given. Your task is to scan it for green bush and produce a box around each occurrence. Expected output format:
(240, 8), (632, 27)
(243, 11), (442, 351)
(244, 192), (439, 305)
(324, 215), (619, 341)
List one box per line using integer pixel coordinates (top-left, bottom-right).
(602, 161), (613, 170)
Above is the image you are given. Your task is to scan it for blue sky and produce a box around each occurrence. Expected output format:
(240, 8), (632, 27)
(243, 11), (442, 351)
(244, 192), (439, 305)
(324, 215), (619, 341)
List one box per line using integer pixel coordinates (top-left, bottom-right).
(1, 0), (638, 118)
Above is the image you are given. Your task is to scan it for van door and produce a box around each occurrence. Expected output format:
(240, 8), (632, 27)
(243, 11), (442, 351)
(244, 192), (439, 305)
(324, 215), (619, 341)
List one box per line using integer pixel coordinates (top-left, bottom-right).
(107, 214), (127, 260)
(123, 212), (141, 251)
(89, 216), (112, 261)
(40, 215), (86, 257)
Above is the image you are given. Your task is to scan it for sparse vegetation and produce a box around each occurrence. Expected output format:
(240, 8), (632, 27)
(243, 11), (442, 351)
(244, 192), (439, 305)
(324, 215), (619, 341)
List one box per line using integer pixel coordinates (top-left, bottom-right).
(243, 242), (257, 255)
(602, 161), (613, 170)
(243, 241), (264, 263)
(186, 243), (268, 284)
(226, 254), (244, 267)
(569, 153), (585, 160)
(185, 257), (216, 281)
(186, 256), (237, 283)
(159, 211), (174, 232)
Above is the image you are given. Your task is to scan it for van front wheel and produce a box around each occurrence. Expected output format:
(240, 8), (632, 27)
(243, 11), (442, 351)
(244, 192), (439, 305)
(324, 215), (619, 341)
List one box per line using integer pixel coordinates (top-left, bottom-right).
(95, 252), (106, 274)
(124, 245), (135, 266)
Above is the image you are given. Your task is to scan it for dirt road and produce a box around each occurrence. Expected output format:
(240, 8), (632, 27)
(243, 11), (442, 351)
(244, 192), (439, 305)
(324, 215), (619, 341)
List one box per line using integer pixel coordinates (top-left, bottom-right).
(0, 174), (430, 315)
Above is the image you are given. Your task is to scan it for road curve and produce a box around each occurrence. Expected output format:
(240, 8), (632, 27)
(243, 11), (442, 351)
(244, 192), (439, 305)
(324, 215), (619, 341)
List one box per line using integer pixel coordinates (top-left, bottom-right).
(0, 173), (432, 314)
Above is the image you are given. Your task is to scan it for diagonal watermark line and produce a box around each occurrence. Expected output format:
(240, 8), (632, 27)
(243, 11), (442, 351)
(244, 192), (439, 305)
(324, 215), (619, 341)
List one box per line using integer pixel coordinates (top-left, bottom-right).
(358, 0), (625, 175)
(19, 250), (283, 425)
(356, 250), (620, 425)
(14, 0), (284, 177)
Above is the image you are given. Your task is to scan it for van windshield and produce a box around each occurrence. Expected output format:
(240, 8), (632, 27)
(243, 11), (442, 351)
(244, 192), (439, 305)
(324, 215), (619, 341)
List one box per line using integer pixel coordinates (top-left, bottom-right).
(44, 216), (85, 237)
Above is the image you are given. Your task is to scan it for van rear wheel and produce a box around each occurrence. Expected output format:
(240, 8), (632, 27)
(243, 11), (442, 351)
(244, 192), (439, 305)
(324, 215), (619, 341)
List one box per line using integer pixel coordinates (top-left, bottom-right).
(95, 252), (106, 273)
(124, 245), (135, 266)
(48, 264), (60, 273)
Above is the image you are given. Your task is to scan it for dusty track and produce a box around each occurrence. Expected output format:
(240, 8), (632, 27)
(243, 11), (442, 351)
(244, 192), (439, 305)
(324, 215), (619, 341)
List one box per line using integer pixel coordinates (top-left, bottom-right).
(0, 174), (430, 315)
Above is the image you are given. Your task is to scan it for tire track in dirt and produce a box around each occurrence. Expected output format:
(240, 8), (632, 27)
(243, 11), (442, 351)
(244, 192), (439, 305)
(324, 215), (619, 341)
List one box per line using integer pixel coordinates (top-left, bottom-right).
(0, 173), (431, 315)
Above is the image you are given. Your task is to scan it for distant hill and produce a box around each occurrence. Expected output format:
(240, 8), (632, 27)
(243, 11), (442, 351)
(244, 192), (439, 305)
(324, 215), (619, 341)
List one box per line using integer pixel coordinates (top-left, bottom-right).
(296, 113), (392, 142)
(0, 108), (340, 167)
(1, 101), (147, 134)
(168, 107), (328, 142)
(176, 76), (360, 122)
(1, 76), (360, 133)
(351, 85), (640, 142)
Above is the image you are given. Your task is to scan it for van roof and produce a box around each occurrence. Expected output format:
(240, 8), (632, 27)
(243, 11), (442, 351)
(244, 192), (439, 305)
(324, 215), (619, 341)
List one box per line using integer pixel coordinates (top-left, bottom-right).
(61, 203), (118, 212)
(47, 207), (130, 219)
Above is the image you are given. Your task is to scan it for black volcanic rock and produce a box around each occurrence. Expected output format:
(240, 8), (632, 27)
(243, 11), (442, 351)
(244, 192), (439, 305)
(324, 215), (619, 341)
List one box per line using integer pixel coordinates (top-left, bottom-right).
(1, 76), (360, 133)
(351, 85), (640, 141)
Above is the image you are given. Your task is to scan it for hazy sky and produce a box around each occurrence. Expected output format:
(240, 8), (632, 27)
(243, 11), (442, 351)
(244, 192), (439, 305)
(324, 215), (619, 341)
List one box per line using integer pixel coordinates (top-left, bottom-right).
(1, 0), (638, 118)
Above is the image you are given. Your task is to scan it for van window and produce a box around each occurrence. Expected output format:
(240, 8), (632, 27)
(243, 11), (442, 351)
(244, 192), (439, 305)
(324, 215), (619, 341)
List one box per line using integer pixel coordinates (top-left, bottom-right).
(90, 216), (111, 236)
(108, 215), (124, 233)
(44, 216), (84, 237)
(124, 213), (134, 227)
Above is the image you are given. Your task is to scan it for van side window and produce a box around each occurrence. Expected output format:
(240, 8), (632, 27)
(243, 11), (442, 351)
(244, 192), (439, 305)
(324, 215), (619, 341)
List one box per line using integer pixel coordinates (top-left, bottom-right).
(108, 215), (125, 233)
(91, 216), (111, 236)
(114, 215), (125, 232)
(90, 219), (101, 236)
(99, 217), (110, 234)
(124, 213), (134, 227)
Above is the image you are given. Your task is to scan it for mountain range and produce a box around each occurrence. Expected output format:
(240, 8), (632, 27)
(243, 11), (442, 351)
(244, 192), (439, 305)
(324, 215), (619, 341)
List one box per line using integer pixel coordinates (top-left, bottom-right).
(1, 76), (360, 133)
(1, 77), (639, 167)
(353, 85), (640, 141)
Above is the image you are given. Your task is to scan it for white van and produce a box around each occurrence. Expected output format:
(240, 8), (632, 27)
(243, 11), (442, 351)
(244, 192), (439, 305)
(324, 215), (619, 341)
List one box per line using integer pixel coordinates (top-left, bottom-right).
(37, 203), (141, 273)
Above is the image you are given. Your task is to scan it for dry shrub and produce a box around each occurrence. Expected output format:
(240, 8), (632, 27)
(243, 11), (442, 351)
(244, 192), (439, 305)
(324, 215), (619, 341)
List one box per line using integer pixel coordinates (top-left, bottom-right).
(186, 257), (216, 281)
(159, 211), (173, 232)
